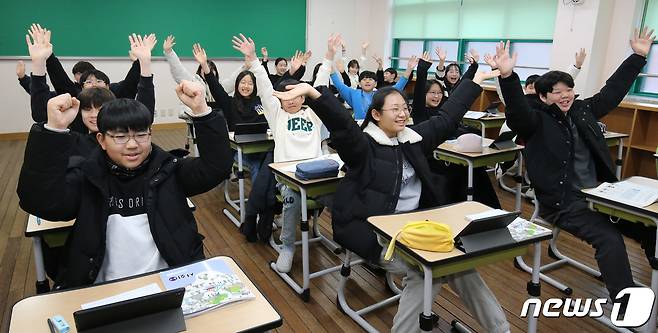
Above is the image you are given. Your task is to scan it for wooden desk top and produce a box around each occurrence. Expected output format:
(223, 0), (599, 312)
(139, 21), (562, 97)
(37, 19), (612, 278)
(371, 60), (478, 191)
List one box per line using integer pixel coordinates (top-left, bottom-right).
(582, 176), (658, 218)
(269, 158), (345, 187)
(436, 138), (524, 159)
(367, 201), (550, 266)
(9, 256), (282, 333)
(603, 131), (629, 140)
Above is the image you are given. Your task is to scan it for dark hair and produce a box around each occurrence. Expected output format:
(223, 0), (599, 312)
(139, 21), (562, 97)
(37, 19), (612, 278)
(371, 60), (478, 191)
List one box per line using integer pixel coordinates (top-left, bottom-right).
(525, 74), (541, 88)
(360, 87), (407, 130)
(535, 71), (574, 97)
(274, 57), (287, 66)
(80, 69), (110, 85)
(347, 59), (360, 73)
(233, 70), (257, 113)
(275, 78), (300, 92)
(384, 68), (398, 79)
(445, 63), (462, 76)
(78, 87), (116, 111)
(72, 61), (95, 75)
(358, 71), (377, 82)
(425, 79), (446, 97)
(196, 61), (219, 81)
(97, 98), (153, 134)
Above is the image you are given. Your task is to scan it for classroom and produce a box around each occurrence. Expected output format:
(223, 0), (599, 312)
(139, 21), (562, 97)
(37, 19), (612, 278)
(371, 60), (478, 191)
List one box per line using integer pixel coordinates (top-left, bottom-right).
(1, 0), (658, 332)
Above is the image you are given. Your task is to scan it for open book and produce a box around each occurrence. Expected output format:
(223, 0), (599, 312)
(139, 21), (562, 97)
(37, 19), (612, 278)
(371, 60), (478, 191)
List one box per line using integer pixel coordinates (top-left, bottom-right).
(590, 181), (658, 208)
(160, 258), (255, 317)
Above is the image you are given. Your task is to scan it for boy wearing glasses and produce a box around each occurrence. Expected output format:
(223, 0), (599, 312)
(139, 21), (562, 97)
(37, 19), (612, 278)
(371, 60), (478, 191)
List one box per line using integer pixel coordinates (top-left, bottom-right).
(17, 80), (233, 288)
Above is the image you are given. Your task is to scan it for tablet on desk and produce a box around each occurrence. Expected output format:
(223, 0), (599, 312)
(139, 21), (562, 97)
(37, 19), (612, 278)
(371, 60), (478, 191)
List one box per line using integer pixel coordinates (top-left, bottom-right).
(73, 287), (186, 333)
(454, 211), (519, 253)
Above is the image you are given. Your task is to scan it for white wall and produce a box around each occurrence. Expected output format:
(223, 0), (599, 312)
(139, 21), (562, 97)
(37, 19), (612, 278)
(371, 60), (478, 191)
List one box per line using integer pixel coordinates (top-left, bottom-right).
(550, 0), (645, 97)
(0, 0), (392, 134)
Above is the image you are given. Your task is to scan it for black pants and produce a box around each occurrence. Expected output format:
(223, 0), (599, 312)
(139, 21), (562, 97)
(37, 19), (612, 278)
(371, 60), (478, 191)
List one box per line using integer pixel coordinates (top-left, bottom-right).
(544, 199), (656, 299)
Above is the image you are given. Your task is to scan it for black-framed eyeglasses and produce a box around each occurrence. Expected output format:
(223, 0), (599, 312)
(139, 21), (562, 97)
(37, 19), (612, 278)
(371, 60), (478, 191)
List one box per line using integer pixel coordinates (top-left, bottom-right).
(105, 131), (151, 144)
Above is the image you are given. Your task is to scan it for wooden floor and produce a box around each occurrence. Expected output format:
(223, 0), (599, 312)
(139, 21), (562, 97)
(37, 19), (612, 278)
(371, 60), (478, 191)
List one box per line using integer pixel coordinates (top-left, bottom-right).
(0, 127), (653, 332)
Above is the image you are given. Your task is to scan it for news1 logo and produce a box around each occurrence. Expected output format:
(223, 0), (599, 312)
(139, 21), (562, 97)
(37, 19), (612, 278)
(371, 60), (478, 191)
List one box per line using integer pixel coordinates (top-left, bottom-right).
(520, 287), (655, 328)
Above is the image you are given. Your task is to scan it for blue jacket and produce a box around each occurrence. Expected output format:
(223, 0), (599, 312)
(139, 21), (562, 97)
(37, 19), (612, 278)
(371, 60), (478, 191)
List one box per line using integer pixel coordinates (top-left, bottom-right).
(330, 72), (409, 120)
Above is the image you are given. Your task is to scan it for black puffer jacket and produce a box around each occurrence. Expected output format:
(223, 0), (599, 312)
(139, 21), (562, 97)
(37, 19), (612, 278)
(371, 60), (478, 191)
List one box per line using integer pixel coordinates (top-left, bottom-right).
(308, 81), (482, 262)
(499, 54), (647, 210)
(17, 111), (233, 287)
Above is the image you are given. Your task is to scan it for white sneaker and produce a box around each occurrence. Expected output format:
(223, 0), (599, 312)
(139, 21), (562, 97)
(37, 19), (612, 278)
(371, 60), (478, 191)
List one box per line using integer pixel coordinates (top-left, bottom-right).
(276, 247), (295, 273)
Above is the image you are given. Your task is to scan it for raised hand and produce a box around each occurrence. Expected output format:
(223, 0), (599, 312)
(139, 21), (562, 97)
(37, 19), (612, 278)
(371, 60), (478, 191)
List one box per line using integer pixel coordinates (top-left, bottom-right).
(272, 82), (320, 100)
(302, 50), (312, 64)
(573, 48), (586, 68)
(46, 93), (80, 130)
(483, 53), (497, 68)
(473, 69), (502, 85)
(465, 48), (479, 64)
(231, 33), (257, 62)
(326, 33), (342, 60)
(630, 27), (655, 57)
(16, 61), (26, 79)
(192, 43), (211, 74)
(402, 55), (419, 79)
(420, 50), (431, 63)
(373, 54), (384, 69)
(261, 46), (268, 62)
(289, 50), (304, 74)
(493, 40), (517, 78)
(435, 47), (446, 62)
(128, 50), (137, 62)
(176, 80), (208, 115)
(143, 33), (158, 51)
(129, 34), (152, 62)
(163, 35), (176, 54)
(26, 23), (53, 64)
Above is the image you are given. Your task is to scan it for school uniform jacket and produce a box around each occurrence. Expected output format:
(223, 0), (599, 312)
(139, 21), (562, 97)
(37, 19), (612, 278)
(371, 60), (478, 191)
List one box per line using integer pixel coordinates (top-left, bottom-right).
(499, 53), (647, 211)
(306, 81), (482, 262)
(17, 111), (233, 288)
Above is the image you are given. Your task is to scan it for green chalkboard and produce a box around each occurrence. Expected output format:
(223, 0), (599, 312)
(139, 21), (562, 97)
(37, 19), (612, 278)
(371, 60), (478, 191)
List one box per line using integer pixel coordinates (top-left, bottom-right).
(0, 0), (306, 58)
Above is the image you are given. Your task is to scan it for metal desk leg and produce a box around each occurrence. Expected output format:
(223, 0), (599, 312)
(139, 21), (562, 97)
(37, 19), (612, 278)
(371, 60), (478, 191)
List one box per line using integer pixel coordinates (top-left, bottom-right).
(479, 120), (486, 142)
(515, 152), (523, 212)
(420, 264), (434, 332)
(616, 138), (623, 179)
(641, 220), (658, 332)
(32, 236), (50, 294)
(300, 187), (310, 300)
(237, 147), (246, 226)
(467, 160), (474, 201)
(527, 242), (541, 333)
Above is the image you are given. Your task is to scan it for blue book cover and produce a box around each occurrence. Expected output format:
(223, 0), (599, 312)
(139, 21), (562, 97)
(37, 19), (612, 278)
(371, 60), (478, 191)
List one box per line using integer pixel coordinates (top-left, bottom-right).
(159, 257), (254, 317)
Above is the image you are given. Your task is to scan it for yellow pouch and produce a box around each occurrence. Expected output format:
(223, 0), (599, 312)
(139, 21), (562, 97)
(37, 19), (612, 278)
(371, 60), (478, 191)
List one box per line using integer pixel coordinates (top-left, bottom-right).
(384, 220), (455, 260)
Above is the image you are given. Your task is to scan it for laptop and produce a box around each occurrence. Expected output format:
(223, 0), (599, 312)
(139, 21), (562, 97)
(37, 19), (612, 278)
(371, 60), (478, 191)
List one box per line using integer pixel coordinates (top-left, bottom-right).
(73, 287), (186, 333)
(234, 122), (270, 142)
(454, 212), (519, 253)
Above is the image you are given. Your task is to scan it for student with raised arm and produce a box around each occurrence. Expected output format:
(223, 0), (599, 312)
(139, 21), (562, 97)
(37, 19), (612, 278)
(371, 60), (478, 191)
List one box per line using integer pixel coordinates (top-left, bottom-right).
(434, 47), (479, 96)
(412, 50), (501, 208)
(330, 40), (415, 121)
(24, 23), (142, 99)
(17, 79), (233, 288)
(374, 55), (398, 88)
(233, 33), (328, 272)
(273, 65), (510, 333)
(28, 29), (156, 155)
(496, 28), (657, 301)
(260, 47), (308, 85)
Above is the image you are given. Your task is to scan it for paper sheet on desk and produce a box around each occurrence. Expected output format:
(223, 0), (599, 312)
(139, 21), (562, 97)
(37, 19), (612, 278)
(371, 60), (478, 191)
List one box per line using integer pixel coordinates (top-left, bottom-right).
(280, 154), (345, 173)
(80, 283), (162, 309)
(463, 111), (487, 119)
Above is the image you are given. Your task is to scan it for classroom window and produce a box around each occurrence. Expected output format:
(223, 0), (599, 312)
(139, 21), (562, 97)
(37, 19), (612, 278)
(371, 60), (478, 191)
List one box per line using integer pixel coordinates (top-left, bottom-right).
(396, 40), (424, 69)
(632, 0), (658, 96)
